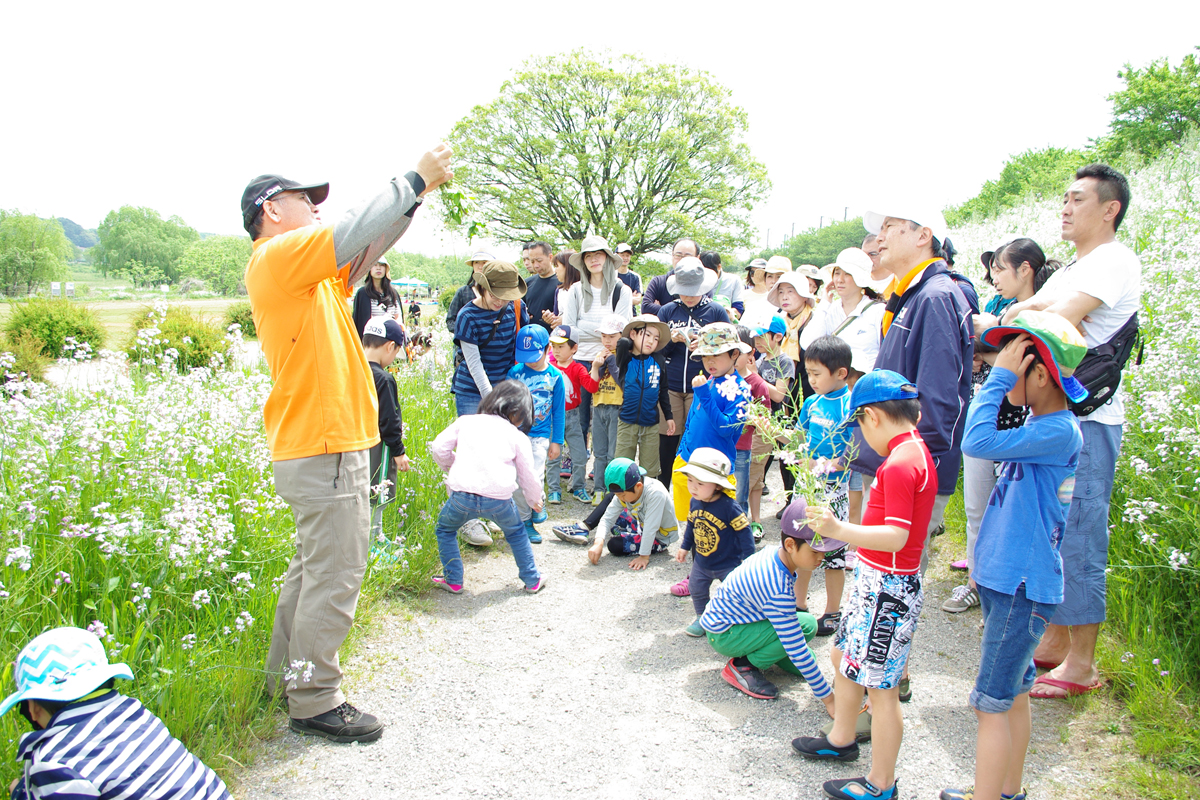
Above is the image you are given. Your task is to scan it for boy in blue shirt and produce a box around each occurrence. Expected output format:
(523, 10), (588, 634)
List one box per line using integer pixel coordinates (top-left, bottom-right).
(794, 335), (854, 635)
(671, 322), (751, 523)
(940, 311), (1086, 800)
(508, 324), (565, 543)
(675, 447), (756, 636)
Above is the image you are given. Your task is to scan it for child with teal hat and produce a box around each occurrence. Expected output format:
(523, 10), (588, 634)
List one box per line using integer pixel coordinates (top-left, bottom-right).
(584, 457), (678, 571)
(4, 626), (231, 799)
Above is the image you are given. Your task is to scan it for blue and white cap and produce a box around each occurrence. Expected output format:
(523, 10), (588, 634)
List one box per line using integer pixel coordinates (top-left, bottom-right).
(1, 627), (134, 715)
(515, 324), (550, 363)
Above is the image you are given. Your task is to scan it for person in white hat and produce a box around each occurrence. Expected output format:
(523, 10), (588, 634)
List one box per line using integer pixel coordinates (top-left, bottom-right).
(739, 256), (784, 331)
(4, 627), (231, 798)
(614, 242), (642, 305)
(801, 248), (889, 374)
(853, 202), (973, 616)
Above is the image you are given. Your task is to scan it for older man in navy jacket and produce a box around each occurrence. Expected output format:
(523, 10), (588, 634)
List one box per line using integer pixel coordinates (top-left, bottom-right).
(851, 204), (973, 558)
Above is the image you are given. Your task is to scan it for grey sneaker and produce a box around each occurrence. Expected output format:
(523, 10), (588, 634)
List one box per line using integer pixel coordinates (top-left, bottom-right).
(942, 584), (980, 613)
(290, 702), (383, 743)
(459, 519), (493, 547)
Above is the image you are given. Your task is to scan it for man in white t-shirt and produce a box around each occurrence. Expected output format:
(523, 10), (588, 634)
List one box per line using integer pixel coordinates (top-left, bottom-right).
(988, 163), (1140, 699)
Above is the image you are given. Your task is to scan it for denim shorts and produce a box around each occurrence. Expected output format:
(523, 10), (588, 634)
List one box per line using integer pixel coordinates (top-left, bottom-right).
(971, 583), (1058, 713)
(848, 470), (863, 492)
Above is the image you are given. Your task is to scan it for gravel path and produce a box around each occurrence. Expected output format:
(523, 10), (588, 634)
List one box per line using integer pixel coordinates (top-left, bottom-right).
(238, 475), (1099, 800)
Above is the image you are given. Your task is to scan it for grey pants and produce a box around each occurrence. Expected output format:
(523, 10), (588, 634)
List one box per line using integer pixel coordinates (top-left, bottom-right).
(266, 449), (370, 720)
(590, 404), (619, 492)
(691, 561), (737, 617)
(547, 407), (588, 492)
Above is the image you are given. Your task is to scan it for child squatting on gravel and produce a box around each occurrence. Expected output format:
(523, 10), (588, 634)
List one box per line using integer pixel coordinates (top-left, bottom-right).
(586, 459), (678, 570)
(697, 504), (834, 712)
(941, 312), (1086, 800)
(675, 447), (755, 637)
(793, 370), (938, 800)
(427, 380), (547, 594)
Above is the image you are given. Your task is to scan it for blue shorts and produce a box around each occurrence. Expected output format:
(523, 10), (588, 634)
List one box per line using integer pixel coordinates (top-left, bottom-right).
(848, 471), (863, 492)
(972, 583), (1058, 713)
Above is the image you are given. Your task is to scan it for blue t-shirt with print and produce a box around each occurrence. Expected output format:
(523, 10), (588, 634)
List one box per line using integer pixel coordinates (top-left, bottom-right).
(507, 362), (566, 444)
(962, 367), (1083, 604)
(798, 386), (852, 478)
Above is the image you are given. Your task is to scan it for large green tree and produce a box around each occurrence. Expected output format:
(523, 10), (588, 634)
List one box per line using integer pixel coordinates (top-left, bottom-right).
(178, 236), (253, 295)
(443, 51), (770, 254)
(1098, 47), (1200, 162)
(94, 206), (199, 284)
(0, 211), (72, 296)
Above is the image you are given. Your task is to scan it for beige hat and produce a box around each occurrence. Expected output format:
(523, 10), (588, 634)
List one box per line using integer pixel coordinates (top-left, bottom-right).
(678, 447), (736, 489)
(764, 255), (792, 274)
(767, 272), (817, 309)
(621, 314), (670, 352)
(794, 264), (823, 281)
(568, 235), (619, 272)
(473, 261), (528, 302)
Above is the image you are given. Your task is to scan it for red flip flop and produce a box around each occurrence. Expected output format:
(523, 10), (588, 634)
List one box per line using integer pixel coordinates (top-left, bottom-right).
(1029, 674), (1105, 699)
(1033, 658), (1061, 670)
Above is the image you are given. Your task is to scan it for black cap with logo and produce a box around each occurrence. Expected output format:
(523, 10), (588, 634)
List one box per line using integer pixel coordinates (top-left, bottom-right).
(240, 175), (330, 235)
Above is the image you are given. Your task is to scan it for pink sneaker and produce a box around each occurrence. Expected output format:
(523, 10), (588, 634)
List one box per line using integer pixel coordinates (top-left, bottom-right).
(670, 577), (691, 597)
(950, 560), (968, 571)
(432, 576), (463, 594)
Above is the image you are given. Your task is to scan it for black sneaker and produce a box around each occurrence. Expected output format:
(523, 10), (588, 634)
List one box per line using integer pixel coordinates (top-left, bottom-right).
(290, 702), (383, 743)
(721, 657), (778, 699)
(791, 734), (860, 762)
(815, 611), (841, 637)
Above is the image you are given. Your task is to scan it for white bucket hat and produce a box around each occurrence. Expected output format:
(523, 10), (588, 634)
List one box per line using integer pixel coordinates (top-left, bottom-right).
(766, 272), (817, 309)
(678, 447), (736, 489)
(1, 627), (134, 716)
(820, 248), (890, 293)
(666, 256), (719, 296)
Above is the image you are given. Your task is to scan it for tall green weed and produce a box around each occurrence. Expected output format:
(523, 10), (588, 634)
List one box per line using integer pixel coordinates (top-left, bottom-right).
(0, 334), (455, 787)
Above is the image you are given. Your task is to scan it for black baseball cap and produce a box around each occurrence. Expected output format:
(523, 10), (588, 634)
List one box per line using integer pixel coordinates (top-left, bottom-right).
(240, 175), (330, 235)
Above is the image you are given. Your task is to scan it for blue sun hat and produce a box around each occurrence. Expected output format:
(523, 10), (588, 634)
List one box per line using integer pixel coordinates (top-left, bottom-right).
(1, 627), (134, 716)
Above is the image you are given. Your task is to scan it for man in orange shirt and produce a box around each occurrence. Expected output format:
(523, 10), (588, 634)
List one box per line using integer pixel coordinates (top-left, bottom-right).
(242, 144), (452, 743)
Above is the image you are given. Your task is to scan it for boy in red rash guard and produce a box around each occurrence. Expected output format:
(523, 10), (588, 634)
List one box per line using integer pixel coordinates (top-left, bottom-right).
(547, 325), (600, 502)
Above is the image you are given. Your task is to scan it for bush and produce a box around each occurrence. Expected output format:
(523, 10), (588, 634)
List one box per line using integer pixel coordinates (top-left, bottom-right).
(439, 285), (460, 311)
(224, 300), (256, 339)
(126, 304), (229, 372)
(0, 329), (49, 383)
(2, 298), (105, 359)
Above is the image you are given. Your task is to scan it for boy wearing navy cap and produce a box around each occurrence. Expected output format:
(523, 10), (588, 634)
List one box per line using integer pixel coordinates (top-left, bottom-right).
(941, 311), (1086, 800)
(507, 324), (566, 542)
(794, 369), (937, 800)
(363, 318), (412, 542)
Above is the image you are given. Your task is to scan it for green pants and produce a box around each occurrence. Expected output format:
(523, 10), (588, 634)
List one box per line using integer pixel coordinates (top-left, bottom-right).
(706, 612), (818, 675)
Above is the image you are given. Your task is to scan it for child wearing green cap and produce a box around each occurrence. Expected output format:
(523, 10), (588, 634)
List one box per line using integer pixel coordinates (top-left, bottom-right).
(586, 458), (678, 571)
(940, 310), (1086, 800)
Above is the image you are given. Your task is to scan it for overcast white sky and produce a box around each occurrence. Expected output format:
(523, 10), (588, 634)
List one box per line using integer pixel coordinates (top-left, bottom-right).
(3, 1), (1197, 262)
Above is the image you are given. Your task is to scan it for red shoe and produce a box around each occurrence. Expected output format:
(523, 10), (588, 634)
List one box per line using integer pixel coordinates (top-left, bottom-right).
(721, 658), (778, 699)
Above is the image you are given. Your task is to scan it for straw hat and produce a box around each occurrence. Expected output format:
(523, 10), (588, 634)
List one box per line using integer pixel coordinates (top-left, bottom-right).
(621, 313), (670, 352)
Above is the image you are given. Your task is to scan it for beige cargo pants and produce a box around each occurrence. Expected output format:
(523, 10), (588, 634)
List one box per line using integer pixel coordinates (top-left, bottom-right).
(265, 449), (370, 719)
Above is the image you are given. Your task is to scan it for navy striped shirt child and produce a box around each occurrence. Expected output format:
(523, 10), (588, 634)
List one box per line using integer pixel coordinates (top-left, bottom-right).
(700, 546), (832, 698)
(452, 300), (529, 399)
(14, 690), (229, 800)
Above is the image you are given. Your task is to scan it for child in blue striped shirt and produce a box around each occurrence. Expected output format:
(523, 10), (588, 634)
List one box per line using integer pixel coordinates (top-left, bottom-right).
(4, 627), (230, 800)
(699, 513), (836, 715)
